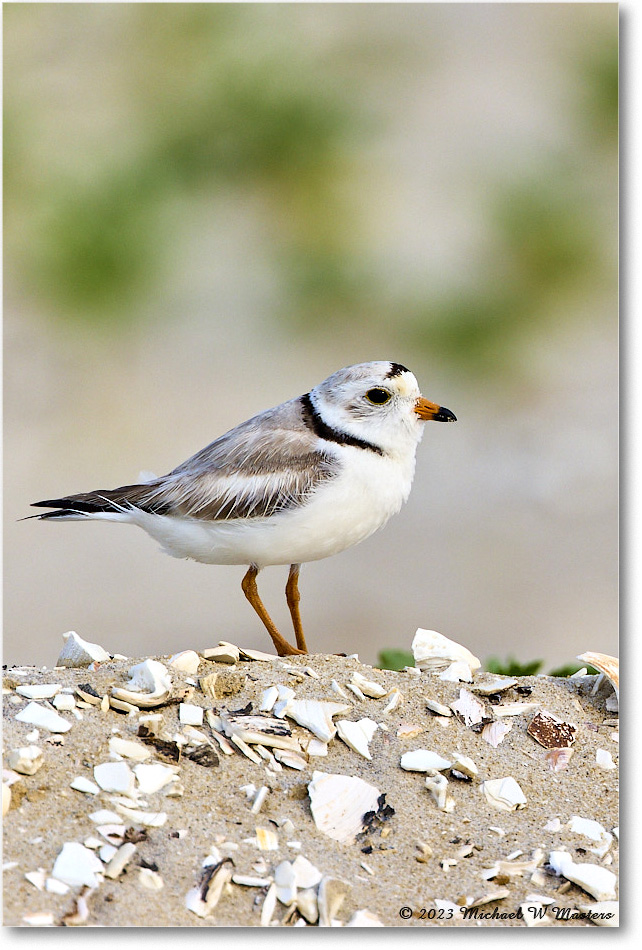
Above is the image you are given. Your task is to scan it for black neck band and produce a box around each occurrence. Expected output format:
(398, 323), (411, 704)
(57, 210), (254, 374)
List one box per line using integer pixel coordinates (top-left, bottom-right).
(301, 393), (384, 456)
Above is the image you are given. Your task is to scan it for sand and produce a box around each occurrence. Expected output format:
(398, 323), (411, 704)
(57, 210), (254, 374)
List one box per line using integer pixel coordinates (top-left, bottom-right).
(3, 645), (618, 928)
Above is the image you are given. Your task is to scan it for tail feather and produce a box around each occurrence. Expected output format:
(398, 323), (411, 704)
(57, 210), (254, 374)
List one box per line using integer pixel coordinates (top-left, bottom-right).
(31, 483), (168, 519)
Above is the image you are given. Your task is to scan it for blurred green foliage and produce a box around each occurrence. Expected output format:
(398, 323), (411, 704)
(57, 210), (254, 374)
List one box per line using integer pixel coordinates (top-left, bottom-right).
(4, 4), (617, 372)
(377, 648), (415, 672)
(378, 650), (599, 678)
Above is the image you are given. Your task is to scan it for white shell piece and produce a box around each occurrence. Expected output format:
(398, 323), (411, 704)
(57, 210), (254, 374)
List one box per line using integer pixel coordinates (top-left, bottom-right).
(52, 693), (76, 711)
(350, 672), (387, 698)
(318, 876), (352, 927)
(238, 646), (274, 662)
(296, 887), (319, 924)
(260, 883), (278, 926)
(274, 860), (298, 905)
(113, 804), (168, 826)
(16, 684), (61, 700)
(8, 746), (44, 776)
(346, 683), (366, 701)
(330, 679), (349, 699)
(57, 631), (111, 668)
(99, 844), (118, 863)
(596, 749), (617, 770)
(108, 737), (151, 761)
(232, 874), (273, 887)
(425, 699), (452, 717)
(273, 684), (297, 717)
(51, 842), (104, 888)
(168, 650), (200, 674)
(548, 851), (617, 901)
(439, 660), (474, 682)
(138, 868), (164, 890)
(94, 761), (135, 794)
(450, 689), (486, 726)
(185, 859), (233, 917)
(256, 827), (279, 851)
(450, 752), (478, 778)
(304, 738), (328, 757)
(258, 686), (279, 712)
(308, 771), (381, 844)
(425, 773), (454, 812)
(126, 659), (172, 693)
(25, 869), (47, 891)
(492, 702), (540, 718)
(480, 777), (527, 811)
(45, 877), (70, 895)
(382, 689), (402, 713)
(568, 816), (613, 858)
(179, 703), (204, 726)
(104, 842), (137, 879)
(575, 901), (619, 927)
(472, 677), (518, 695)
(335, 718), (378, 759)
(89, 809), (124, 824)
(482, 720), (513, 747)
(70, 776), (100, 795)
(134, 763), (179, 794)
(291, 855), (322, 890)
(251, 786), (270, 814)
(284, 700), (352, 741)
(400, 749), (451, 772)
(15, 702), (72, 733)
(202, 643), (240, 664)
(412, 629), (481, 673)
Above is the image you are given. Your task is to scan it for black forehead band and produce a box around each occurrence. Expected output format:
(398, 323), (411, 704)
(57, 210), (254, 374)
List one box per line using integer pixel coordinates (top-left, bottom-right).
(386, 363), (410, 378)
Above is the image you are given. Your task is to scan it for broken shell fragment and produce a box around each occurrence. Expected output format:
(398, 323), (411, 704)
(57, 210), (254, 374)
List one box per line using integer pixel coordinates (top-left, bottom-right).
(492, 702), (540, 718)
(335, 718), (378, 759)
(425, 699), (452, 717)
(93, 761), (135, 795)
(202, 643), (240, 665)
(284, 700), (351, 742)
(317, 876), (352, 927)
(400, 749), (451, 773)
(134, 762), (179, 794)
(425, 773), (454, 812)
(51, 842), (104, 888)
(472, 676), (518, 695)
(350, 672), (387, 698)
(450, 689), (486, 727)
(168, 650), (200, 674)
(186, 858), (234, 917)
(527, 711), (576, 749)
(15, 683), (61, 700)
(482, 720), (513, 747)
(15, 702), (72, 733)
(548, 851), (617, 901)
(104, 842), (137, 880)
(546, 747), (574, 771)
(480, 777), (527, 811)
(308, 771), (381, 844)
(108, 737), (151, 761)
(412, 629), (481, 674)
(577, 652), (619, 695)
(8, 746), (44, 776)
(439, 661), (474, 683)
(57, 631), (111, 668)
(449, 752), (478, 779)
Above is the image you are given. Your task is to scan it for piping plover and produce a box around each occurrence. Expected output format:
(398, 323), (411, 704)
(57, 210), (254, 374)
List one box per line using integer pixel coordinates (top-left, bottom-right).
(31, 361), (456, 656)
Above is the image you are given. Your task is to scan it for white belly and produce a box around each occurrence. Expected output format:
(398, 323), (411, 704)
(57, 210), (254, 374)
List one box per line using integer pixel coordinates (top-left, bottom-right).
(127, 448), (416, 567)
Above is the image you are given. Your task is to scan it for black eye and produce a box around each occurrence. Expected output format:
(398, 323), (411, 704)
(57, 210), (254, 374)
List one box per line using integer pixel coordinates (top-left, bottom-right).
(365, 388), (391, 405)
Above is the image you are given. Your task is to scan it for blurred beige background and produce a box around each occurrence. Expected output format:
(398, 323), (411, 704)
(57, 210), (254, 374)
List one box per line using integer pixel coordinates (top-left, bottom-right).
(4, 3), (618, 670)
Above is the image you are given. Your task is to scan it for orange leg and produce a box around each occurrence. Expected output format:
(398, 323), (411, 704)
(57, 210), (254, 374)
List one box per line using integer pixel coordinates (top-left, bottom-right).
(241, 565), (305, 657)
(285, 563), (308, 653)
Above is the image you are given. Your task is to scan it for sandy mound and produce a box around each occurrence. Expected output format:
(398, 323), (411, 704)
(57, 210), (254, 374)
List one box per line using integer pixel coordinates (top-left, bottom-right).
(3, 637), (618, 927)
